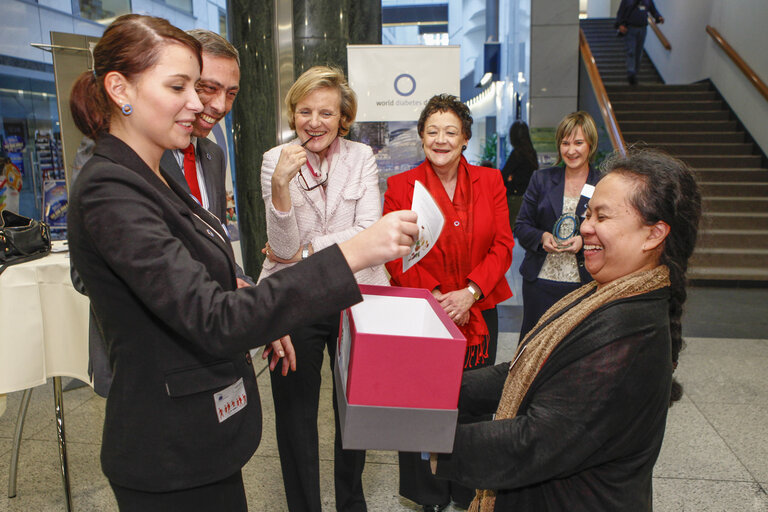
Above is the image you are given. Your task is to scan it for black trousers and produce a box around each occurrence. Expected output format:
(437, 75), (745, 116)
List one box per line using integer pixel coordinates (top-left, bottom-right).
(110, 470), (247, 512)
(398, 307), (498, 509)
(270, 313), (366, 512)
(519, 278), (582, 342)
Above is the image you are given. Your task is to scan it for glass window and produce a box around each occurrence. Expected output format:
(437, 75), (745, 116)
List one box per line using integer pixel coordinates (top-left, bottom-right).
(0, 77), (61, 221)
(219, 9), (228, 40)
(74, 0), (132, 24)
(163, 0), (193, 14)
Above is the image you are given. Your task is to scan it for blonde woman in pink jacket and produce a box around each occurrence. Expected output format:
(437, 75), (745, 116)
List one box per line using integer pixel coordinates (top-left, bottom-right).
(258, 65), (386, 512)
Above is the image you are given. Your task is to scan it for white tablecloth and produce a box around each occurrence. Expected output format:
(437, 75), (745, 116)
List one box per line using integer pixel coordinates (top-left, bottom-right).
(0, 242), (90, 394)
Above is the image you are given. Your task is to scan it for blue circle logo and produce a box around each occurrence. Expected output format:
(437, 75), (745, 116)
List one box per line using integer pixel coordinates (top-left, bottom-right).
(394, 74), (416, 96)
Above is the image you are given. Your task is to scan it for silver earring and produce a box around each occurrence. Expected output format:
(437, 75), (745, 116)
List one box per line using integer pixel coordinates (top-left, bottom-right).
(121, 104), (133, 116)
(462, 145), (467, 151)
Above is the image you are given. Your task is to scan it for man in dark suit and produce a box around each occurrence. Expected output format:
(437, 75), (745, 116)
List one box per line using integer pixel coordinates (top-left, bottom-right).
(160, 29), (252, 286)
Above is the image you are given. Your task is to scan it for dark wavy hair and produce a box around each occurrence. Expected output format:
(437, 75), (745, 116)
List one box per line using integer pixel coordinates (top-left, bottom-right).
(509, 120), (538, 171)
(70, 14), (202, 139)
(417, 94), (473, 141)
(601, 148), (701, 406)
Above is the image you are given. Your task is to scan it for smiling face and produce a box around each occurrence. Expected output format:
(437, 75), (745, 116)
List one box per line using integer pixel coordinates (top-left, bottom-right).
(559, 125), (590, 172)
(294, 86), (342, 159)
(421, 110), (468, 173)
(192, 53), (240, 138)
(581, 173), (665, 286)
(111, 42), (202, 162)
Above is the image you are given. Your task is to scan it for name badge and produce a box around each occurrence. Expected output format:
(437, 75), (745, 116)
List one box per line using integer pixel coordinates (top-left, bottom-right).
(580, 184), (595, 199)
(214, 378), (247, 423)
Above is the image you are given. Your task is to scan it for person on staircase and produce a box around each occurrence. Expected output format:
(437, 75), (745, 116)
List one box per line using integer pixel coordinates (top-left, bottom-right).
(615, 0), (663, 85)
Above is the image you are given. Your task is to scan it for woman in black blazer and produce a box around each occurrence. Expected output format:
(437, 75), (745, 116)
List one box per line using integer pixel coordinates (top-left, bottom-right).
(67, 15), (416, 511)
(513, 112), (601, 342)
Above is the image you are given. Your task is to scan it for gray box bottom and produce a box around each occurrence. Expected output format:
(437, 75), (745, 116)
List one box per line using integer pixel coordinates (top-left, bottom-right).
(334, 363), (458, 453)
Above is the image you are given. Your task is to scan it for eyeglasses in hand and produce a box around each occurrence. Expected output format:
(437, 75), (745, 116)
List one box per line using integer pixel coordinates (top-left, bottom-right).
(297, 136), (327, 191)
(298, 163), (328, 191)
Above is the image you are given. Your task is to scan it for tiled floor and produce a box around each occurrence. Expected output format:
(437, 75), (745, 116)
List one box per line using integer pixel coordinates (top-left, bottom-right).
(2, 241), (768, 510)
(2, 332), (767, 511)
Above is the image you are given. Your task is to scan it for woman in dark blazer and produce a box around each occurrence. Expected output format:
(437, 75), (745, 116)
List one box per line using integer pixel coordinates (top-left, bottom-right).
(384, 94), (515, 512)
(67, 15), (416, 511)
(514, 112), (600, 342)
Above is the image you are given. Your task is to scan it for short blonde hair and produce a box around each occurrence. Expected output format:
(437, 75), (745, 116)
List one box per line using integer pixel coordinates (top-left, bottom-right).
(285, 66), (357, 137)
(555, 111), (598, 164)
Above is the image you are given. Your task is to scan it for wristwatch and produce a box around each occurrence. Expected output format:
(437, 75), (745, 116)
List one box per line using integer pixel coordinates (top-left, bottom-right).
(466, 283), (481, 301)
(301, 245), (310, 260)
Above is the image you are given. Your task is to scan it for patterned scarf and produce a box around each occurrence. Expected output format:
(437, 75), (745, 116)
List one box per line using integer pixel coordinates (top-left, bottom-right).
(469, 265), (671, 511)
(422, 157), (489, 364)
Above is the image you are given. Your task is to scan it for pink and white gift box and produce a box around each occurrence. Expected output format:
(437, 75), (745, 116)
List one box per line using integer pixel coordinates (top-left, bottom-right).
(335, 284), (466, 452)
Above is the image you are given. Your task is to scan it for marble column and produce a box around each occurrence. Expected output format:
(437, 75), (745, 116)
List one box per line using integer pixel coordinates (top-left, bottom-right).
(228, 0), (278, 279)
(293, 0), (381, 75)
(228, 0), (380, 278)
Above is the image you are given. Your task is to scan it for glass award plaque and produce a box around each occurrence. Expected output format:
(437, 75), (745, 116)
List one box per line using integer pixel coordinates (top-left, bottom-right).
(552, 213), (579, 248)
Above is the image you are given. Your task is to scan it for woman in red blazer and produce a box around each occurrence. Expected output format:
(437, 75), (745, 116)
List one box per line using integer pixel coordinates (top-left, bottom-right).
(383, 94), (515, 512)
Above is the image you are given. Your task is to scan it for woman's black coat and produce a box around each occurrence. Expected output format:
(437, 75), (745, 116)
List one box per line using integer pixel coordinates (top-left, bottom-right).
(68, 134), (362, 492)
(435, 288), (673, 511)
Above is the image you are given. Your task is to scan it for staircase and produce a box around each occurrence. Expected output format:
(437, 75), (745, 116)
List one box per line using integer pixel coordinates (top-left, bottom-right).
(581, 18), (768, 283)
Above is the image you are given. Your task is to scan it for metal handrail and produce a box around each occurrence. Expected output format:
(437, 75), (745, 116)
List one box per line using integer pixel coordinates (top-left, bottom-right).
(706, 25), (768, 103)
(578, 29), (627, 155)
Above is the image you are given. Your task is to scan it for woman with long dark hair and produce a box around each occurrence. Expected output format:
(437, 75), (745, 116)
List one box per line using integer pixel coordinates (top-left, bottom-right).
(500, 120), (538, 226)
(67, 14), (416, 510)
(432, 149), (701, 510)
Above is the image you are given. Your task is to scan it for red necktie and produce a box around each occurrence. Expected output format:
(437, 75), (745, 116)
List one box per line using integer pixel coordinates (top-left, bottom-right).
(182, 143), (203, 204)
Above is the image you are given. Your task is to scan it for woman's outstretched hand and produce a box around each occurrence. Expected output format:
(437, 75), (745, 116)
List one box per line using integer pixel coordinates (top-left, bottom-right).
(340, 210), (419, 273)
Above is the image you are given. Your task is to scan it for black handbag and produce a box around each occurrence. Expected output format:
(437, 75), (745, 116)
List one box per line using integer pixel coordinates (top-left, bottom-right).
(0, 210), (52, 275)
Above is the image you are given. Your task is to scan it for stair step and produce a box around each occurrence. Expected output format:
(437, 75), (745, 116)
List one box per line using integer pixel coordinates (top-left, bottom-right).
(594, 55), (655, 63)
(617, 111), (731, 122)
(612, 100), (724, 111)
(703, 196), (768, 212)
(619, 120), (739, 132)
(703, 212), (768, 230)
(600, 73), (662, 82)
(688, 265), (768, 281)
(597, 64), (659, 72)
(603, 80), (665, 86)
(651, 143), (754, 155)
(698, 229), (768, 249)
(607, 83), (711, 93)
(700, 182), (768, 196)
(623, 131), (744, 143)
(679, 155), (763, 168)
(690, 247), (768, 268)
(695, 169), (768, 182)
(609, 91), (718, 101)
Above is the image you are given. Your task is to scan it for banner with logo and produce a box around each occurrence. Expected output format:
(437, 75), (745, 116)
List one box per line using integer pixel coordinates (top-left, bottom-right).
(347, 45), (460, 190)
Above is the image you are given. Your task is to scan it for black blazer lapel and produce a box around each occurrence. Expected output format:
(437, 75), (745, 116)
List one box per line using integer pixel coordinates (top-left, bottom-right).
(160, 149), (191, 195)
(543, 169), (566, 222)
(197, 138), (224, 222)
(161, 168), (237, 277)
